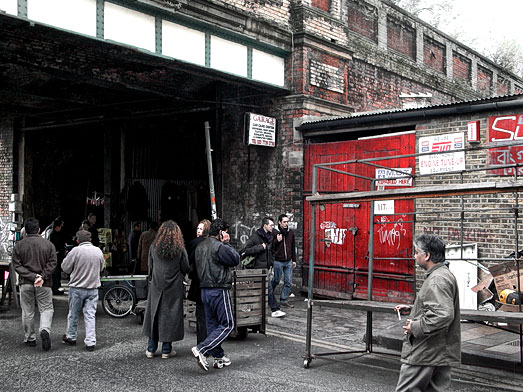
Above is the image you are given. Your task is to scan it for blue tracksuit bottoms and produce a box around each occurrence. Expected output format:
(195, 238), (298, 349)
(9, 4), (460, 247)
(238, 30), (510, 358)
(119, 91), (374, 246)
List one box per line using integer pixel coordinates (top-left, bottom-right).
(197, 288), (235, 358)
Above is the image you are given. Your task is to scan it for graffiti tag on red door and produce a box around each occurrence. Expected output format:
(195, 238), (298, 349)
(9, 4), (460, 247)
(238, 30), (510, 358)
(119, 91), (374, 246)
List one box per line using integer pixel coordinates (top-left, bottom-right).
(320, 221), (347, 246)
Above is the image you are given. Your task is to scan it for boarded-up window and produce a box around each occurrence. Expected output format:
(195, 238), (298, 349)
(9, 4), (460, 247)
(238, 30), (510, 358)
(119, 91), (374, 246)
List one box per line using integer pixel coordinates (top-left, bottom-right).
(311, 0), (330, 12)
(387, 16), (416, 60)
(423, 36), (445, 73)
(477, 65), (493, 96)
(347, 0), (378, 42)
(452, 51), (471, 84)
(497, 76), (510, 96)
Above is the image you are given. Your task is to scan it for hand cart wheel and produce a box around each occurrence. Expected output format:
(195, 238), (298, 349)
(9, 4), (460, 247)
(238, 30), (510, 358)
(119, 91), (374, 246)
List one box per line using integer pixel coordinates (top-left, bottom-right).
(303, 357), (312, 368)
(102, 285), (136, 318)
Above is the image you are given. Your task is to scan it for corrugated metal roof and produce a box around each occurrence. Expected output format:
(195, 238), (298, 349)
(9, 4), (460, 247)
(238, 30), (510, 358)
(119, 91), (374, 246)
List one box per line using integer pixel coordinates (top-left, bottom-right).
(301, 92), (523, 126)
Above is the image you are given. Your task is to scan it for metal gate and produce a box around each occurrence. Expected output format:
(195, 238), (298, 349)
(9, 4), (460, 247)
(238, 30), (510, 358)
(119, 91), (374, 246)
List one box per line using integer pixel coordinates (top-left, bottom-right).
(303, 132), (416, 301)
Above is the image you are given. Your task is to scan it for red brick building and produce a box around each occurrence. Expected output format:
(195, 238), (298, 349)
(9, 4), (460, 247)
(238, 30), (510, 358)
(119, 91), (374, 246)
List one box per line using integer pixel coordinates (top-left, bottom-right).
(1, 0), (522, 297)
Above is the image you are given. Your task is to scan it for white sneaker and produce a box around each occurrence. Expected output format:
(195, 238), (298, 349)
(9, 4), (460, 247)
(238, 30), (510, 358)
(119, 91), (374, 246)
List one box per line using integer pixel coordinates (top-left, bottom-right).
(191, 346), (209, 371)
(145, 350), (154, 358)
(213, 355), (232, 369)
(271, 310), (286, 318)
(289, 293), (295, 298)
(162, 350), (177, 359)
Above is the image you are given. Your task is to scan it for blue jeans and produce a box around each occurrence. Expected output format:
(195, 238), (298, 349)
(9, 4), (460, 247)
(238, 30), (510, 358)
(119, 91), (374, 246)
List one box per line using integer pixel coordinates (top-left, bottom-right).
(272, 260), (293, 303)
(267, 270), (279, 312)
(66, 287), (98, 346)
(147, 338), (172, 354)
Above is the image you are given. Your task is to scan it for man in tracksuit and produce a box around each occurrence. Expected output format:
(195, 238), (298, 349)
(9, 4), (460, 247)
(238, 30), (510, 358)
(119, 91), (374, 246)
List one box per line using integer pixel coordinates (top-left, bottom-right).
(192, 218), (240, 371)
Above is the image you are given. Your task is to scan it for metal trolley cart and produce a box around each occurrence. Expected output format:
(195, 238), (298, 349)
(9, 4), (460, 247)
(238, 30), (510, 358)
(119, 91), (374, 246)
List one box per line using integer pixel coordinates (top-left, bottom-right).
(99, 275), (148, 318)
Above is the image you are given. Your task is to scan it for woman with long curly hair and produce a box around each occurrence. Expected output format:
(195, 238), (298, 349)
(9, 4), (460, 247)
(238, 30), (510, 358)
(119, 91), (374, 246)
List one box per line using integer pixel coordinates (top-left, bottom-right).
(142, 220), (190, 359)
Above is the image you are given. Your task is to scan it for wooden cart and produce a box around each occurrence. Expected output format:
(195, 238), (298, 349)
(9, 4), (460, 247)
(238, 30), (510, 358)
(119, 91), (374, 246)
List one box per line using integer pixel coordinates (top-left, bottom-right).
(186, 268), (267, 339)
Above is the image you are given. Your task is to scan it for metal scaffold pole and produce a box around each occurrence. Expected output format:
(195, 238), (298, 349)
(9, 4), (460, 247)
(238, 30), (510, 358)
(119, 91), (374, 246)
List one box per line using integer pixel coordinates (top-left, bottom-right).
(204, 121), (217, 220)
(304, 165), (318, 368)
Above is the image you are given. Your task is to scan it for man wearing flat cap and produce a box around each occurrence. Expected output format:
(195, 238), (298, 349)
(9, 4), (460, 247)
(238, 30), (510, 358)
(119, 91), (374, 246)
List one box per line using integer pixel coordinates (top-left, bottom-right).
(61, 230), (105, 351)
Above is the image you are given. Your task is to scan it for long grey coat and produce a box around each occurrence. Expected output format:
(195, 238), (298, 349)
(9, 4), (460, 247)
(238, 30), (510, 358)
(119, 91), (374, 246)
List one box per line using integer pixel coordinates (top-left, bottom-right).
(142, 247), (190, 342)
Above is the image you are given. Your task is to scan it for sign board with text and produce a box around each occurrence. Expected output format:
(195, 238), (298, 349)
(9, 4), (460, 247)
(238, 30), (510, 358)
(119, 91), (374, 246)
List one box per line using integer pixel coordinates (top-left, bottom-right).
(244, 112), (276, 147)
(374, 200), (395, 215)
(375, 168), (413, 187)
(488, 114), (523, 176)
(418, 132), (465, 175)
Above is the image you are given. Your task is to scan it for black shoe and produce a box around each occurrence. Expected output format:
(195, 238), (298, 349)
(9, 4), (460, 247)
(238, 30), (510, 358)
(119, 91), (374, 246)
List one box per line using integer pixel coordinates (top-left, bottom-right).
(280, 302), (294, 308)
(40, 330), (51, 351)
(24, 340), (37, 347)
(86, 345), (95, 352)
(62, 335), (76, 346)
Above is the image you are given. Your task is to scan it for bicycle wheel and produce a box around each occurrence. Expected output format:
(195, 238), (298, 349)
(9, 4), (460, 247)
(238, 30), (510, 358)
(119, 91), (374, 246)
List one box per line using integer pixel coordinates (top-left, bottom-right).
(102, 285), (136, 318)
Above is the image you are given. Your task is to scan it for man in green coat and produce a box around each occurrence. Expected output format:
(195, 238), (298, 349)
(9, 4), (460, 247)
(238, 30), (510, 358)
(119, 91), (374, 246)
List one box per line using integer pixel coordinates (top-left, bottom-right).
(394, 234), (460, 392)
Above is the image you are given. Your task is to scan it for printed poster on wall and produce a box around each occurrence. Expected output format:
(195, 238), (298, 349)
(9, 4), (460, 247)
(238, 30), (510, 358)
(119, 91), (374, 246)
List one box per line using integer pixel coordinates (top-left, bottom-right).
(244, 112), (276, 147)
(418, 132), (465, 175)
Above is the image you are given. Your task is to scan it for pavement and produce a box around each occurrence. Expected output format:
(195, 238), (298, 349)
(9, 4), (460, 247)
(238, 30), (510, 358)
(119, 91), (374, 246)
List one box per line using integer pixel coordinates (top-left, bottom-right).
(265, 289), (523, 390)
(1, 286), (523, 391)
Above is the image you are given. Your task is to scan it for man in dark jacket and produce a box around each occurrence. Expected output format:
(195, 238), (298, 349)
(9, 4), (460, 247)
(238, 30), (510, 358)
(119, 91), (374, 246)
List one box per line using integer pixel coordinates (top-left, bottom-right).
(243, 217), (285, 318)
(49, 217), (66, 295)
(128, 221), (142, 265)
(272, 214), (296, 308)
(394, 234), (460, 392)
(12, 217), (57, 351)
(86, 213), (100, 247)
(192, 218), (239, 372)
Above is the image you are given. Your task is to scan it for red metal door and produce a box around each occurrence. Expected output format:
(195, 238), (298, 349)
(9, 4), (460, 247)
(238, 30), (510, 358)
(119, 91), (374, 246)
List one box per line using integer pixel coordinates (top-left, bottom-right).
(304, 132), (415, 302)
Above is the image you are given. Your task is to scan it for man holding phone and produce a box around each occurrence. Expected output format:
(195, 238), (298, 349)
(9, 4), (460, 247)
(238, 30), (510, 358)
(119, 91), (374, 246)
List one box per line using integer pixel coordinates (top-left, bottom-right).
(192, 218), (240, 371)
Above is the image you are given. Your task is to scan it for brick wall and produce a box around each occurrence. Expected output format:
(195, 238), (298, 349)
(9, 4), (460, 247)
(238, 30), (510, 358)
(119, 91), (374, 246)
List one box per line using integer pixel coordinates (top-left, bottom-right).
(387, 16), (416, 60)
(296, 48), (348, 105)
(452, 51), (471, 84)
(477, 65), (493, 96)
(347, 58), (452, 111)
(413, 108), (523, 289)
(0, 119), (14, 262)
(225, 0), (291, 27)
(423, 36), (445, 74)
(221, 98), (308, 261)
(347, 0), (378, 42)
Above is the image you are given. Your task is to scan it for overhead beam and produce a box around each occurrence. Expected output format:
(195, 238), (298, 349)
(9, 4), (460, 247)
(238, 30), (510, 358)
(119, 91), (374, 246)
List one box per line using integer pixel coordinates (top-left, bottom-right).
(306, 181), (523, 203)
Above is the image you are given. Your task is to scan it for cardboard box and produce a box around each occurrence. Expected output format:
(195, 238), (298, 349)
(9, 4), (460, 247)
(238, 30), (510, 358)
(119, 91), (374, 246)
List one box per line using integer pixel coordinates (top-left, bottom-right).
(489, 261), (523, 296)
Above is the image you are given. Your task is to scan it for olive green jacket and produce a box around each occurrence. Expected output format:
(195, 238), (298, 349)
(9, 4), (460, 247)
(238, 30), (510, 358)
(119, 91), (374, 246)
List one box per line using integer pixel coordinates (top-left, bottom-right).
(400, 262), (461, 366)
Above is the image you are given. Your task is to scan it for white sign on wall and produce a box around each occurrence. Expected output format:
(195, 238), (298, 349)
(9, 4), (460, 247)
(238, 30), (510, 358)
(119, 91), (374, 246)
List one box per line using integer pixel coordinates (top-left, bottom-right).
(419, 132), (465, 174)
(245, 113), (276, 147)
(374, 200), (395, 215)
(375, 168), (413, 187)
